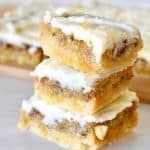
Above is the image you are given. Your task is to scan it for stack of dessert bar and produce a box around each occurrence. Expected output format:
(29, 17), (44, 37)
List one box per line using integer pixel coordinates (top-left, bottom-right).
(18, 11), (142, 150)
(0, 3), (47, 69)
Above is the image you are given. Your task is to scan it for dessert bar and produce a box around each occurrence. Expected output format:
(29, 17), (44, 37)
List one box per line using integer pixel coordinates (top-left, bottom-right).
(19, 91), (138, 150)
(40, 12), (142, 73)
(32, 58), (133, 114)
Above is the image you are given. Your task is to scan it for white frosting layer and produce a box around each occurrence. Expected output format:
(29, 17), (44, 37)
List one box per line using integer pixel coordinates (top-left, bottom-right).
(44, 11), (140, 63)
(31, 58), (126, 93)
(22, 91), (137, 128)
(0, 3), (50, 53)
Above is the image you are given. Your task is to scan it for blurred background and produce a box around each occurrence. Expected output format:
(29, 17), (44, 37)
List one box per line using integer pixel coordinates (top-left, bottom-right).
(0, 0), (150, 7)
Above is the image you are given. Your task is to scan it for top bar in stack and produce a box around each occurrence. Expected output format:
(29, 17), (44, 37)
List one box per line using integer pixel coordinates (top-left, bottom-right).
(40, 11), (142, 73)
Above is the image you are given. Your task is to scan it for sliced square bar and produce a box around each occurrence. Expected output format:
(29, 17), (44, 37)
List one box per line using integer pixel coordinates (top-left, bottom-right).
(32, 58), (133, 114)
(0, 4), (44, 69)
(18, 91), (138, 150)
(40, 12), (142, 73)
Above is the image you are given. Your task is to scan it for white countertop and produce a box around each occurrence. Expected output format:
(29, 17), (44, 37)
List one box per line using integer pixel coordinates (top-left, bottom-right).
(0, 75), (150, 150)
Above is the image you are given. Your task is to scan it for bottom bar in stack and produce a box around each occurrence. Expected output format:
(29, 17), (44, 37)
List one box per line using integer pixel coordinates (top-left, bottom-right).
(18, 91), (138, 150)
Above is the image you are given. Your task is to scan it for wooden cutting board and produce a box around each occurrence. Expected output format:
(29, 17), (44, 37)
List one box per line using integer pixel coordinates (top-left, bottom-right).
(130, 76), (150, 103)
(0, 4), (149, 102)
(0, 64), (32, 80)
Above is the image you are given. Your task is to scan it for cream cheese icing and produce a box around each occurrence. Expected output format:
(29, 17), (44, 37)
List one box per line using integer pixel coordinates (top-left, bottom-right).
(31, 58), (129, 93)
(44, 11), (140, 63)
(0, 3), (50, 53)
(22, 91), (137, 128)
(0, 8), (38, 48)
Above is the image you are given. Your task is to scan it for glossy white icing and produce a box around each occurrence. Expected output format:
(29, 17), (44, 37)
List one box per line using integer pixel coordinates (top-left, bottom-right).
(31, 58), (127, 93)
(22, 91), (137, 128)
(44, 11), (140, 63)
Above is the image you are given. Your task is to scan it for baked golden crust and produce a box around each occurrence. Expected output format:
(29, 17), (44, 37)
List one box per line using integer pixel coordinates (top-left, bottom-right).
(40, 23), (142, 73)
(0, 44), (43, 69)
(18, 101), (138, 150)
(34, 67), (133, 114)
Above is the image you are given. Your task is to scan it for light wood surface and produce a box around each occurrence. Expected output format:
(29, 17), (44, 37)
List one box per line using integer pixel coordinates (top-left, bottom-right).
(0, 64), (32, 80)
(0, 4), (149, 102)
(129, 76), (150, 103)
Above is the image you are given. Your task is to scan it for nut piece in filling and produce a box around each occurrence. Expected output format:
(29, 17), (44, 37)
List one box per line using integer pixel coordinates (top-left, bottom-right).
(40, 12), (142, 73)
(18, 91), (138, 150)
